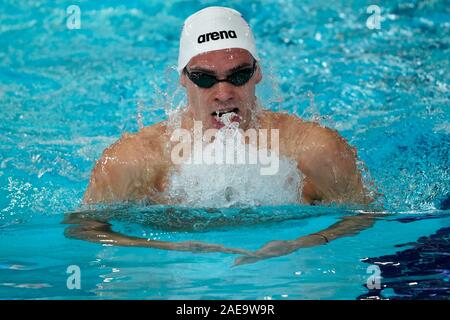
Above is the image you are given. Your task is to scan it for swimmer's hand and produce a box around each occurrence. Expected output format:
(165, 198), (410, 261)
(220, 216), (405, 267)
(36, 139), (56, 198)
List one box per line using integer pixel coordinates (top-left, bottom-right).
(233, 235), (326, 266)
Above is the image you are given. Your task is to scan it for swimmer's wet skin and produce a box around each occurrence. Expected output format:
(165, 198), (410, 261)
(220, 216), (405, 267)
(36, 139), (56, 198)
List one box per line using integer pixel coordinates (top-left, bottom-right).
(70, 6), (378, 265)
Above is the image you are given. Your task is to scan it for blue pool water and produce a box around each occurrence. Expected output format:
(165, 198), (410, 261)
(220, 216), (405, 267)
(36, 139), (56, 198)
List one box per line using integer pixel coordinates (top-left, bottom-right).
(1, 0), (449, 299)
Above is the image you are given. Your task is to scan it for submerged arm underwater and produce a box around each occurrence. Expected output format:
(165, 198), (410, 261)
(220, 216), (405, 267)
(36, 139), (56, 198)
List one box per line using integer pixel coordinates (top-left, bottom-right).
(233, 212), (382, 266)
(62, 209), (382, 266)
(63, 211), (251, 255)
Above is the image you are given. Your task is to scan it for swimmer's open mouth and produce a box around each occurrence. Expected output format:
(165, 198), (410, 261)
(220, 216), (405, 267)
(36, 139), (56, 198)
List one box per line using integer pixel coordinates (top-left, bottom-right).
(211, 108), (239, 117)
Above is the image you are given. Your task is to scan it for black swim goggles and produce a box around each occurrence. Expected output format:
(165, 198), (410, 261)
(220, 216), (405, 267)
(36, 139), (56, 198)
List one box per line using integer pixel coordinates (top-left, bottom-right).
(183, 60), (257, 89)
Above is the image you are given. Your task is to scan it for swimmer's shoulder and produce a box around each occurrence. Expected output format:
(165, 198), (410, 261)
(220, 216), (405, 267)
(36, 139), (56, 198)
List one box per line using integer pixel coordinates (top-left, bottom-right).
(258, 109), (342, 139)
(100, 121), (169, 163)
(257, 109), (354, 156)
(139, 121), (169, 138)
(85, 121), (171, 203)
(257, 109), (323, 137)
(257, 109), (302, 130)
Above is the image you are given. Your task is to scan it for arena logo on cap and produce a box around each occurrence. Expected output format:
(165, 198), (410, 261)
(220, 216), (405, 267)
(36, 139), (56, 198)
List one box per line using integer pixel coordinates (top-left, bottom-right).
(197, 30), (237, 44)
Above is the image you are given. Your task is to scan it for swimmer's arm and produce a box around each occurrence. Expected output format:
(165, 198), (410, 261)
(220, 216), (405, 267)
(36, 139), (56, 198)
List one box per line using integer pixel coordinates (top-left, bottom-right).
(63, 212), (251, 255)
(234, 213), (382, 265)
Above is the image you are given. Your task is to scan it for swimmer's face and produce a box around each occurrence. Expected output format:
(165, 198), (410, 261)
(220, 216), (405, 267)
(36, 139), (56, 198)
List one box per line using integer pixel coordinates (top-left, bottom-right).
(180, 48), (262, 130)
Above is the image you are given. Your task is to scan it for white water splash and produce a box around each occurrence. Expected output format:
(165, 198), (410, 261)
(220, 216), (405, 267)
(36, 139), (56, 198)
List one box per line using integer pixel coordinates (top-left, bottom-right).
(167, 122), (303, 208)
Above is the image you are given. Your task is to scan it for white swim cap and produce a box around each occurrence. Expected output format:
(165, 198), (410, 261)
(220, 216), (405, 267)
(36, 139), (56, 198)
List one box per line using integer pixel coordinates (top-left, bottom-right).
(177, 6), (259, 73)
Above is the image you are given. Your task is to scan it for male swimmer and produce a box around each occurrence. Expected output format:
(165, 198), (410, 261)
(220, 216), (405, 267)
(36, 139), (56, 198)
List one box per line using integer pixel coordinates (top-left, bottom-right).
(66, 7), (377, 265)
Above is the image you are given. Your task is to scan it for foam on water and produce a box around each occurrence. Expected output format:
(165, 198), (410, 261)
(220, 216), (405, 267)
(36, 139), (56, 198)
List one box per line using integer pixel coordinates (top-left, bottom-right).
(167, 113), (303, 208)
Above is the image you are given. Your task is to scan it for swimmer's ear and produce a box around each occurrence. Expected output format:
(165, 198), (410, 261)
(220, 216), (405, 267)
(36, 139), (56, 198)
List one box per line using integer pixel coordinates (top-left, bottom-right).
(180, 72), (187, 87)
(254, 64), (262, 84)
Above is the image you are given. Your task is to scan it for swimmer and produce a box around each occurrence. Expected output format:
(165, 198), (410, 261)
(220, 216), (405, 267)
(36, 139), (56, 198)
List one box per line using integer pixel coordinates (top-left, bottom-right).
(68, 7), (378, 263)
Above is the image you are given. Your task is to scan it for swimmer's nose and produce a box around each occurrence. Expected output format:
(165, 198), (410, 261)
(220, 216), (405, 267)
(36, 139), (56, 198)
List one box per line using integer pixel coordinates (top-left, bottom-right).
(213, 81), (235, 102)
